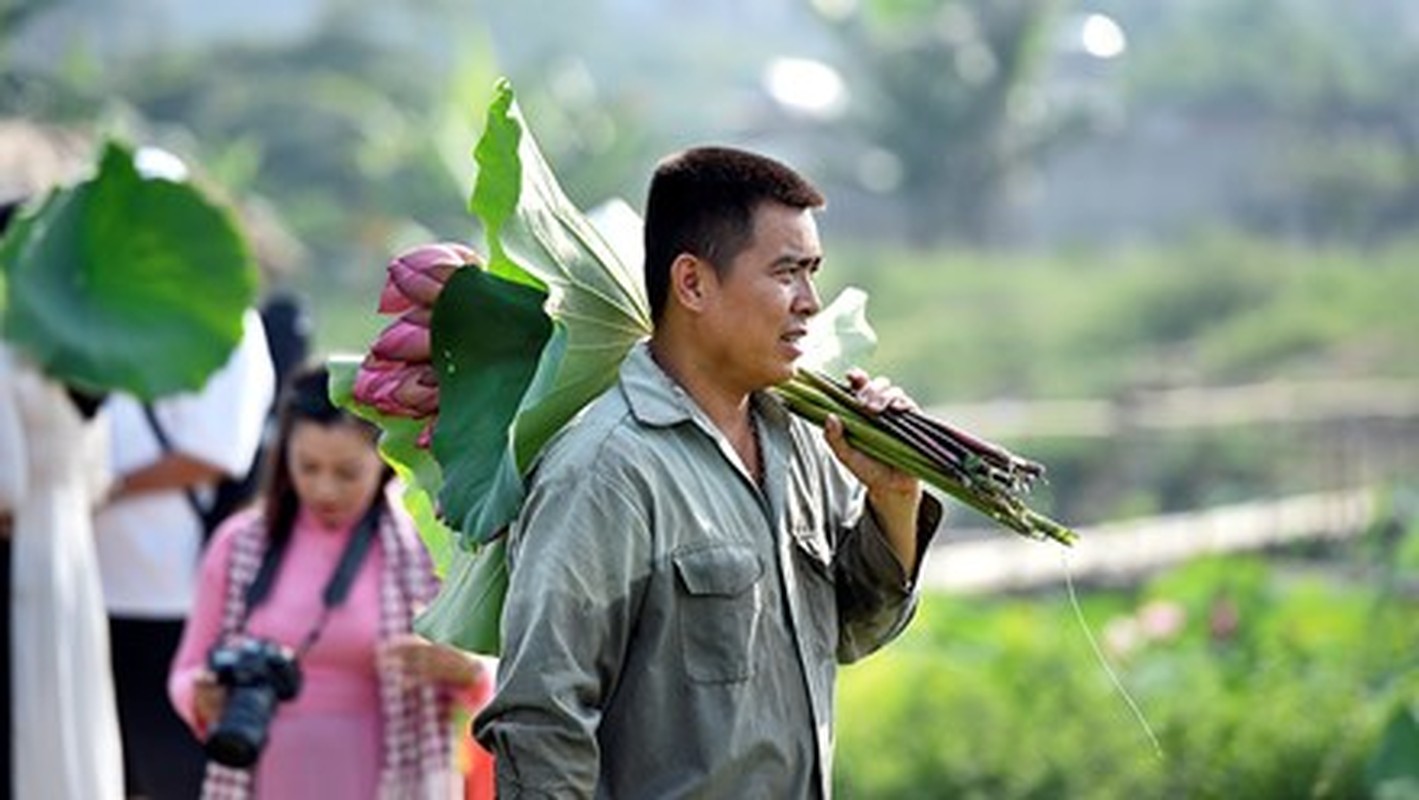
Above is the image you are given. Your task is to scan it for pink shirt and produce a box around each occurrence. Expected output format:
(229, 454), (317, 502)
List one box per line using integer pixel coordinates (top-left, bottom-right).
(170, 508), (388, 798)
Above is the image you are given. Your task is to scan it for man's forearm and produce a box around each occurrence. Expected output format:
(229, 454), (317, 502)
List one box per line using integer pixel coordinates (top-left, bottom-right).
(866, 482), (924, 573)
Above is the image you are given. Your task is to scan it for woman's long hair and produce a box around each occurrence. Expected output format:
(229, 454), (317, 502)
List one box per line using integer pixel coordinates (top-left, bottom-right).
(259, 364), (394, 550)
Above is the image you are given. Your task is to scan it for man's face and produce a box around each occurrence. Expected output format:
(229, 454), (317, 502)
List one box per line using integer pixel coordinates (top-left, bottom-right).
(700, 201), (823, 392)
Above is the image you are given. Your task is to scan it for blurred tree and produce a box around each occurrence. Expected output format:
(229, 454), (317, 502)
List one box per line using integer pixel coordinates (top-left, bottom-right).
(105, 0), (497, 271)
(3, 0), (498, 277)
(814, 0), (1087, 245)
(1121, 0), (1419, 244)
(0, 0), (55, 35)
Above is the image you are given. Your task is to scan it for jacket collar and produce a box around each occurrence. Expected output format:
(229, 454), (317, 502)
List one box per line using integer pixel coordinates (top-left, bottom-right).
(619, 341), (792, 432)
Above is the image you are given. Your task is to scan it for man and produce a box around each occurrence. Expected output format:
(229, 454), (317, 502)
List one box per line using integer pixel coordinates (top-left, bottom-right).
(476, 146), (942, 797)
(95, 308), (274, 799)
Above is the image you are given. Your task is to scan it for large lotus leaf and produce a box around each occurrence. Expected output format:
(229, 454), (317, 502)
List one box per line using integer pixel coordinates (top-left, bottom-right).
(433, 79), (652, 545)
(404, 265), (553, 655)
(0, 141), (255, 398)
(412, 537), (507, 655)
(469, 79), (652, 465)
(430, 263), (554, 546)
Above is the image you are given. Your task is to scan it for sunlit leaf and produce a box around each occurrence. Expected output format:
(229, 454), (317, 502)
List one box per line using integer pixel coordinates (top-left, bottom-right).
(412, 538), (507, 655)
(0, 140), (255, 398)
(436, 78), (652, 547)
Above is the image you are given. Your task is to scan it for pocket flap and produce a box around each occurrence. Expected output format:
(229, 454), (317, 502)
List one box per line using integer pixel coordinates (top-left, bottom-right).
(674, 545), (763, 596)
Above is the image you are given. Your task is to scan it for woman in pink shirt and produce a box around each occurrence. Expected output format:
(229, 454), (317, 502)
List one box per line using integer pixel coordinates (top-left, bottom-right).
(169, 365), (493, 799)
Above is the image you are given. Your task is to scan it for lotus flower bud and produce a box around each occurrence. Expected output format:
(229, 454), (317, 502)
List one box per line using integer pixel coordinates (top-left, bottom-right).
(371, 315), (432, 363)
(352, 355), (407, 413)
(377, 280), (415, 314)
(354, 354), (441, 419)
(390, 364), (440, 418)
(400, 307), (432, 327)
(381, 242), (481, 311)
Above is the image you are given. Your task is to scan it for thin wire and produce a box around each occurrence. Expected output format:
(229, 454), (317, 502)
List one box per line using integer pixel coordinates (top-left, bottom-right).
(1061, 549), (1165, 759)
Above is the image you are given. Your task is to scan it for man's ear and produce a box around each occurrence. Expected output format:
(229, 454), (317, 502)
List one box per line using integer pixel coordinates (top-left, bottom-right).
(668, 253), (712, 313)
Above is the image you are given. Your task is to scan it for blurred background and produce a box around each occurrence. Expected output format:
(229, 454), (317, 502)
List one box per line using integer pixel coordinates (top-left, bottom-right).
(4, 0), (1417, 796)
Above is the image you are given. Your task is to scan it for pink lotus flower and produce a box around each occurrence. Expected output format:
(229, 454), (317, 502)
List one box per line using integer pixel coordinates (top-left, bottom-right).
(379, 242), (480, 312)
(353, 353), (440, 419)
(378, 280), (416, 315)
(389, 364), (440, 417)
(358, 241), (484, 448)
(371, 314), (432, 363)
(352, 356), (406, 412)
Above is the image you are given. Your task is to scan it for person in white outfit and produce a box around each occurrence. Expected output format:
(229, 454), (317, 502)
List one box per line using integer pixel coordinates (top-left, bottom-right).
(0, 343), (124, 800)
(95, 309), (274, 800)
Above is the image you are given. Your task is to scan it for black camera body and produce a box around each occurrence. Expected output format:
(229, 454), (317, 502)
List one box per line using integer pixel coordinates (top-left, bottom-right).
(205, 638), (303, 769)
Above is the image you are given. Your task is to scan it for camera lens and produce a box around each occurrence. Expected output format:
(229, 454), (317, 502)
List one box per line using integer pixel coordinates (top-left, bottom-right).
(205, 685), (282, 768)
(204, 640), (302, 769)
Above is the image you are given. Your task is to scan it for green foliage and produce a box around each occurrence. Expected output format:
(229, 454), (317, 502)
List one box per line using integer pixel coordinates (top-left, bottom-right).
(447, 79), (650, 547)
(1368, 704), (1419, 799)
(0, 140), (254, 397)
(431, 266), (552, 546)
(8, 2), (498, 276)
(817, 0), (1078, 244)
(837, 551), (1419, 798)
(819, 233), (1419, 405)
(1119, 0), (1419, 242)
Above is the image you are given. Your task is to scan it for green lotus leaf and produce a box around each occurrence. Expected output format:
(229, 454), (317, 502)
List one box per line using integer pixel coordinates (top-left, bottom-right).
(430, 263), (554, 548)
(412, 537), (507, 655)
(0, 140), (255, 398)
(400, 79), (879, 654)
(434, 78), (652, 548)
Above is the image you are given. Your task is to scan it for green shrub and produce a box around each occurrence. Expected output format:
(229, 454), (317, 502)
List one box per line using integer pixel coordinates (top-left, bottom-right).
(836, 552), (1418, 798)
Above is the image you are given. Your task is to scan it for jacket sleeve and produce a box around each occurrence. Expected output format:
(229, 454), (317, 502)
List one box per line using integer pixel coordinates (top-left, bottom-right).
(473, 469), (651, 798)
(833, 491), (942, 663)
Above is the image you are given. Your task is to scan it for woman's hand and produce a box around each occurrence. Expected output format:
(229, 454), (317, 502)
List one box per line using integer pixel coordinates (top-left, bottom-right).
(384, 633), (487, 688)
(192, 670), (228, 731)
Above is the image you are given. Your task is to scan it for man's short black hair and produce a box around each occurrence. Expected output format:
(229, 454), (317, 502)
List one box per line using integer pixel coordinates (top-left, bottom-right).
(643, 146), (825, 323)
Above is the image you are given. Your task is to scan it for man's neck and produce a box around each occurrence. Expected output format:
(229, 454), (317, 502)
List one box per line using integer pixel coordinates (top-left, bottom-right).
(646, 335), (753, 438)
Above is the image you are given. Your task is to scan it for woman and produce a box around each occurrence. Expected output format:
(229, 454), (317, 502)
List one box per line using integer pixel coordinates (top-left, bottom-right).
(168, 364), (490, 799)
(0, 343), (124, 800)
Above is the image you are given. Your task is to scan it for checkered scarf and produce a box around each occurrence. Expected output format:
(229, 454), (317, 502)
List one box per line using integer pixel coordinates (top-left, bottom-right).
(200, 504), (453, 800)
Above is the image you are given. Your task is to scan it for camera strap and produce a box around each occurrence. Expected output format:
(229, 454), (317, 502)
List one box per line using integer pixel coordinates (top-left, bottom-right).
(238, 502), (382, 657)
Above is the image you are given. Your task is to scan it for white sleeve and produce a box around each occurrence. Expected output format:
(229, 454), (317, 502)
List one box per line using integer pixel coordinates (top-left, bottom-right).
(0, 346), (29, 511)
(155, 308), (277, 477)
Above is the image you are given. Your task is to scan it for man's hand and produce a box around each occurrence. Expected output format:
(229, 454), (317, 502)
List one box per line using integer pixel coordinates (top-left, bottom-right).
(821, 368), (923, 573)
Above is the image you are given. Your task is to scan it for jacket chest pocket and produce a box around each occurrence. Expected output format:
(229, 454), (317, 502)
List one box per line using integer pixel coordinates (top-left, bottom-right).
(673, 544), (763, 684)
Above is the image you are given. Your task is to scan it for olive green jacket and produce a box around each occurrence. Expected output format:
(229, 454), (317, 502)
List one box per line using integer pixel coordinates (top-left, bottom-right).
(476, 343), (942, 799)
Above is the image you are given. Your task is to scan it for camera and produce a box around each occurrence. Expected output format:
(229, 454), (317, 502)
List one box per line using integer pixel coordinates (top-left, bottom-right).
(205, 638), (303, 768)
